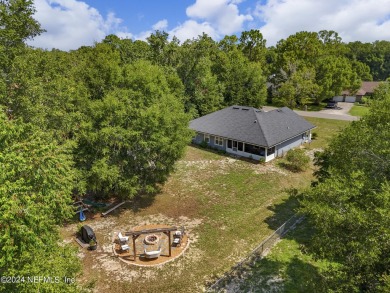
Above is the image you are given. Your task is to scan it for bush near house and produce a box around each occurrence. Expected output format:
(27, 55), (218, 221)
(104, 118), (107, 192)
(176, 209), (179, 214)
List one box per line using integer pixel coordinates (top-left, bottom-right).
(285, 149), (310, 172)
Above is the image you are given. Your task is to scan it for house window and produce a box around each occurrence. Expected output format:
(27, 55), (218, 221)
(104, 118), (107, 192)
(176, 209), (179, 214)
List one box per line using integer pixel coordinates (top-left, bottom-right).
(227, 139), (232, 148)
(215, 136), (223, 146)
(267, 146), (275, 155)
(204, 135), (210, 143)
(238, 142), (243, 151)
(232, 140), (238, 151)
(245, 144), (265, 156)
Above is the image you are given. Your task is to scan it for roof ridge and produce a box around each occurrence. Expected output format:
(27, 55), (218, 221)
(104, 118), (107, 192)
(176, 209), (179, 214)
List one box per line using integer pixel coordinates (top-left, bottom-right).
(252, 108), (270, 147)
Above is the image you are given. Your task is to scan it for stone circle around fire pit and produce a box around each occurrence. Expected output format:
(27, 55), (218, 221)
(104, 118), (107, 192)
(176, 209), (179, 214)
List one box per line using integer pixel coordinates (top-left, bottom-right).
(144, 234), (160, 245)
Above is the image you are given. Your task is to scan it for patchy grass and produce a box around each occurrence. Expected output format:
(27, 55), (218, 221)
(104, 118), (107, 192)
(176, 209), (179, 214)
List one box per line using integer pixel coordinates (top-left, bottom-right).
(61, 117), (348, 293)
(349, 105), (370, 117)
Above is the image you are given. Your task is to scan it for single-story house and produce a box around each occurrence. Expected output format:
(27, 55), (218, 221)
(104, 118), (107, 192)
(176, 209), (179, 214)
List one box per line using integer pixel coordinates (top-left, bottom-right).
(333, 81), (381, 103)
(189, 106), (315, 162)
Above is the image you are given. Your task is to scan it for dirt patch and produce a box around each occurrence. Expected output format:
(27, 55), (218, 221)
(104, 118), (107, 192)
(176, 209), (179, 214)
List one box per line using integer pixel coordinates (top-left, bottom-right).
(304, 148), (323, 160)
(250, 161), (288, 176)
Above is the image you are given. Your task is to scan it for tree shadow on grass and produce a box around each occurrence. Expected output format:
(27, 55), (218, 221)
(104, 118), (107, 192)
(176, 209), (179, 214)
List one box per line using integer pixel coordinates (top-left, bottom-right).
(264, 190), (301, 230)
(69, 192), (158, 222)
(207, 251), (326, 293)
(282, 256), (327, 293)
(99, 193), (158, 218)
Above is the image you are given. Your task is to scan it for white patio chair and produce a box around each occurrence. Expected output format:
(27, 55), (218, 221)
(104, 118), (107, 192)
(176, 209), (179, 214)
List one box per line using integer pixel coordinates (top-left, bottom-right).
(118, 232), (129, 243)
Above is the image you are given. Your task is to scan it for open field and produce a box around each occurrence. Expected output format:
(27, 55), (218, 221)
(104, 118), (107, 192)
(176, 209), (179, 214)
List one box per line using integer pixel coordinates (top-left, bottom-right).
(60, 117), (350, 293)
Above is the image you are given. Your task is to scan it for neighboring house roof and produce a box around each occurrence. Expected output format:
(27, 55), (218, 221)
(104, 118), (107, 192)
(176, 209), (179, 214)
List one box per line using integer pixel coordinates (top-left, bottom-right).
(189, 106), (315, 147)
(342, 81), (381, 96)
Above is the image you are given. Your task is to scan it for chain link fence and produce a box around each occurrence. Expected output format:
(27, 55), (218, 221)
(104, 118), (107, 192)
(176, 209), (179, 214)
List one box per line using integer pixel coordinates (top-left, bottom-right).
(206, 214), (305, 292)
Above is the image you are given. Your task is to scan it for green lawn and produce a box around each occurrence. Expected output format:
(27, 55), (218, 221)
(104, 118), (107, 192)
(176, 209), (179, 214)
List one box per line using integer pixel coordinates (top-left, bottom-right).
(349, 105), (370, 116)
(65, 117), (350, 293)
(229, 221), (335, 293)
(303, 117), (350, 149)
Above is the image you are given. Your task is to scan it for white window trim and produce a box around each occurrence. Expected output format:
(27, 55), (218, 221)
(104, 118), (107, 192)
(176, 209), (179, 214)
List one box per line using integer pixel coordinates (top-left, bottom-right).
(215, 136), (223, 146)
(205, 134), (210, 143)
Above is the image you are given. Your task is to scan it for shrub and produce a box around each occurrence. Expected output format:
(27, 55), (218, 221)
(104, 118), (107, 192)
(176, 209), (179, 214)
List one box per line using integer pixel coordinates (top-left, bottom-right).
(200, 140), (208, 148)
(285, 149), (310, 172)
(311, 132), (318, 140)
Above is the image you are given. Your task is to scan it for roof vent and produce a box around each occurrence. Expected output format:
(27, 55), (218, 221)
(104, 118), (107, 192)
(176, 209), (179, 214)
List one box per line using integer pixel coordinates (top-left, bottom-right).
(242, 108), (249, 111)
(233, 106), (240, 110)
(277, 109), (282, 112)
(254, 120), (257, 123)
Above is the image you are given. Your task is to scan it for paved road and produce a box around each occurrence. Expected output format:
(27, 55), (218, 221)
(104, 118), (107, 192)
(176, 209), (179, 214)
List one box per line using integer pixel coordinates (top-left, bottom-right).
(262, 103), (359, 121)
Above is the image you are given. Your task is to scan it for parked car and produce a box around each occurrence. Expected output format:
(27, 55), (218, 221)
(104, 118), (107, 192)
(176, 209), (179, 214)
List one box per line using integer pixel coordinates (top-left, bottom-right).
(326, 101), (338, 108)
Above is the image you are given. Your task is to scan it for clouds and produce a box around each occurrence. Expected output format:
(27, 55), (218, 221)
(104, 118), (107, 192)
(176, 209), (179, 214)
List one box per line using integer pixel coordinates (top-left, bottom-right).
(254, 0), (390, 46)
(29, 0), (130, 50)
(164, 0), (253, 42)
(28, 0), (390, 50)
(169, 20), (219, 41)
(152, 19), (168, 31)
(185, 0), (252, 36)
(30, 0), (253, 49)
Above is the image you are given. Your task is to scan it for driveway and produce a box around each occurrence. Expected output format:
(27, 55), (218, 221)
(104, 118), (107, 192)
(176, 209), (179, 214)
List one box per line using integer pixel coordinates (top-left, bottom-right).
(319, 102), (354, 115)
(262, 102), (359, 121)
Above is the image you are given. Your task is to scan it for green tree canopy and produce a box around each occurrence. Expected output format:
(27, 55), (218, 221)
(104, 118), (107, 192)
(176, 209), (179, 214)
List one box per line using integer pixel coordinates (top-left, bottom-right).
(0, 112), (81, 292)
(300, 91), (390, 292)
(75, 60), (192, 198)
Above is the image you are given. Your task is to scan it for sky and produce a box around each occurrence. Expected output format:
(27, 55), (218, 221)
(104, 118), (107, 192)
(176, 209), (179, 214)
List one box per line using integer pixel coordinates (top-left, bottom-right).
(29, 0), (390, 51)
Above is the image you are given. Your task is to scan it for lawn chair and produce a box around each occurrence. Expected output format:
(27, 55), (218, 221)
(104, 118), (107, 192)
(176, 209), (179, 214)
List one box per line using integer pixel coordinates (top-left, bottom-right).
(118, 232), (129, 243)
(173, 230), (183, 247)
(143, 245), (162, 259)
(143, 241), (162, 259)
(121, 244), (130, 251)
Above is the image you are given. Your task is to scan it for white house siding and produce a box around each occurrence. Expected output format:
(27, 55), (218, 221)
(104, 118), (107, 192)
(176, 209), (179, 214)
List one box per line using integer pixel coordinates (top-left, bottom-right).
(193, 132), (204, 144)
(275, 135), (305, 157)
(225, 146), (262, 161)
(192, 132), (225, 151)
(208, 135), (226, 151)
(193, 131), (310, 161)
(265, 153), (275, 162)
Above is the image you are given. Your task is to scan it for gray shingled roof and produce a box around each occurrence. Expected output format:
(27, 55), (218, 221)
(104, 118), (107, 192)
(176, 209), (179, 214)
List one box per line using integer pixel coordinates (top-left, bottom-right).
(189, 106), (315, 147)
